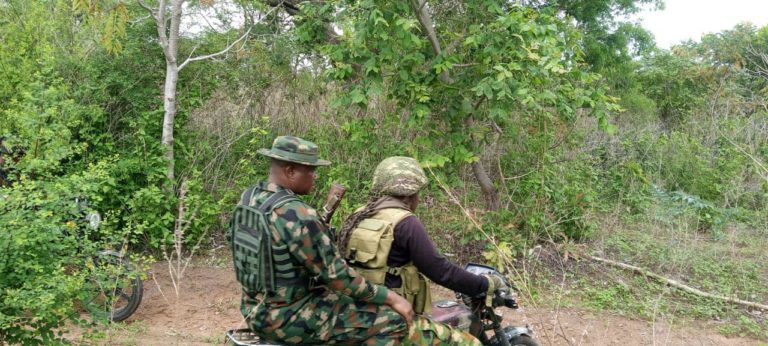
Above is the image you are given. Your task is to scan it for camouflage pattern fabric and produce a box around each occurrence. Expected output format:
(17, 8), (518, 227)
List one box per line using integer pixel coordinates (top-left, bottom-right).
(257, 135), (331, 166)
(237, 181), (479, 345)
(406, 318), (482, 346)
(371, 156), (428, 197)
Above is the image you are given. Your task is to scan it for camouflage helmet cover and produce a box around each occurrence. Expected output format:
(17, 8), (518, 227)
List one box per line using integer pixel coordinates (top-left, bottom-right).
(371, 156), (428, 196)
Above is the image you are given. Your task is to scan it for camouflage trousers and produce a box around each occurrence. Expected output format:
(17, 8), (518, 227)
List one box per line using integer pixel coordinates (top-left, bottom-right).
(405, 317), (482, 346)
(248, 291), (480, 345)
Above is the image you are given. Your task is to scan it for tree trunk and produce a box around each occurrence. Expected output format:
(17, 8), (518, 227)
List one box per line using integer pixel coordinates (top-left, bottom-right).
(143, 0), (252, 184)
(162, 63), (178, 182)
(409, 0), (499, 210)
(472, 160), (501, 210)
(157, 0), (183, 183)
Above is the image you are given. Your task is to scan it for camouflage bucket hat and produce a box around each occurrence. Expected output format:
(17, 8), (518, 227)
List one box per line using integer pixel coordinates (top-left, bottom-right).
(257, 135), (331, 166)
(371, 156), (428, 196)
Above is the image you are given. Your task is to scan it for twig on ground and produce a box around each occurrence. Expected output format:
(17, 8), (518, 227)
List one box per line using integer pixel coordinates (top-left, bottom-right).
(150, 271), (171, 306)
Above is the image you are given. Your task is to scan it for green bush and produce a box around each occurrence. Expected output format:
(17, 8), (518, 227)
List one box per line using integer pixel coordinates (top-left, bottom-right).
(0, 161), (126, 344)
(484, 151), (599, 249)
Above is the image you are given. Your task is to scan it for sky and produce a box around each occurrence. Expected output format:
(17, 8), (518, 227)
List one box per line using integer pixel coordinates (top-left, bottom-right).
(637, 0), (768, 49)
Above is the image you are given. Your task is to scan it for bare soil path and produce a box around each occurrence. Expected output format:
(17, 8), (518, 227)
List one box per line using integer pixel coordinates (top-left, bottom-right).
(87, 262), (763, 345)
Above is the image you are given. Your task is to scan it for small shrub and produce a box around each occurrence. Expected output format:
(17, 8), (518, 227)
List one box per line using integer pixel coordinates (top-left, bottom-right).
(0, 160), (123, 344)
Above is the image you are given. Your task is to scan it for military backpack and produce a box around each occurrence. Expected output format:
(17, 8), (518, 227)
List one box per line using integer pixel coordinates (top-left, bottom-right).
(229, 187), (297, 295)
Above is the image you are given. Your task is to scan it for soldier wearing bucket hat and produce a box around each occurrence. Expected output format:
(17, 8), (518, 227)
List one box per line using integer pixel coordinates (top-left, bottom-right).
(232, 135), (452, 345)
(339, 156), (506, 332)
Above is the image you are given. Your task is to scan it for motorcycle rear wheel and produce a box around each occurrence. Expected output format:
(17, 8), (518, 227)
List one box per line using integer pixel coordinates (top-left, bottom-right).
(86, 252), (143, 322)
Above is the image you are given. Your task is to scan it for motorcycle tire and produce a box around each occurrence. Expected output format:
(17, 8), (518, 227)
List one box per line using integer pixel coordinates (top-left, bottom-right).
(91, 252), (144, 322)
(109, 258), (143, 322)
(509, 335), (538, 346)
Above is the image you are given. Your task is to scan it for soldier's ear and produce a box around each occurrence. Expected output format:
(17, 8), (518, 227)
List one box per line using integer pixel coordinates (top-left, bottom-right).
(283, 164), (296, 181)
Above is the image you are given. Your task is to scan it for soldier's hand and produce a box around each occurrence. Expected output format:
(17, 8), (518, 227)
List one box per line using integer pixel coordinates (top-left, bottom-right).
(384, 290), (414, 329)
(482, 273), (509, 306)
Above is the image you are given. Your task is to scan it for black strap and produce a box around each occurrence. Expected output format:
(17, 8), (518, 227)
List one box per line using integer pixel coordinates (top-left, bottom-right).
(239, 186), (296, 211)
(257, 189), (295, 213)
(275, 277), (307, 286)
(239, 186), (257, 206)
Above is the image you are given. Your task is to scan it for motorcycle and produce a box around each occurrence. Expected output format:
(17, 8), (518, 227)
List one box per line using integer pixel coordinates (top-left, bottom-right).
(74, 198), (144, 322)
(225, 263), (537, 346)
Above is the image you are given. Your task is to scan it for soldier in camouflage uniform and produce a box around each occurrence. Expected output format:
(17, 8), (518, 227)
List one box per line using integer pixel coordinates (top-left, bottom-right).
(233, 136), (480, 345)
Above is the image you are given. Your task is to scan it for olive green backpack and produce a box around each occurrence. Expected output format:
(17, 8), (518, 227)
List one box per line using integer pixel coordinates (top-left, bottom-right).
(229, 188), (296, 295)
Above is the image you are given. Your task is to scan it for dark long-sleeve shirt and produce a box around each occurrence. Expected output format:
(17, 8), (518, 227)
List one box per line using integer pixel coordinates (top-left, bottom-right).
(384, 215), (489, 296)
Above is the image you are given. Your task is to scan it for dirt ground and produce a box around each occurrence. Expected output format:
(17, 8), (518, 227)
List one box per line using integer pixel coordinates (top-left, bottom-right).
(84, 261), (763, 346)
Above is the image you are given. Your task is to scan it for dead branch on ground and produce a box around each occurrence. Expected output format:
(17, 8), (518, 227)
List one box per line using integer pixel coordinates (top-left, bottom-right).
(588, 255), (768, 311)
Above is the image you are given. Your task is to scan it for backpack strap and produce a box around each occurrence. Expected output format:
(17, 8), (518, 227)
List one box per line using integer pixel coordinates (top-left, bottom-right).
(257, 189), (296, 213)
(239, 186), (257, 206)
(239, 186), (297, 211)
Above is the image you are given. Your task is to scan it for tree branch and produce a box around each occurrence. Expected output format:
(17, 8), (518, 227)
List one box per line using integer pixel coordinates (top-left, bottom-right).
(409, 0), (452, 83)
(408, 0), (498, 209)
(262, 0), (340, 44)
(137, 0), (157, 20)
(589, 255), (768, 311)
(265, 0), (301, 16)
(178, 25), (253, 71)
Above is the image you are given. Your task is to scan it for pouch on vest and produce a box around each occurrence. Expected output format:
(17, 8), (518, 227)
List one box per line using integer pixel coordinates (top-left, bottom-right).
(398, 266), (432, 314)
(344, 218), (394, 269)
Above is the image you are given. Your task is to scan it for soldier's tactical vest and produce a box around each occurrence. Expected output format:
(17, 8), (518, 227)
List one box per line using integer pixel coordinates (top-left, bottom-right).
(230, 188), (299, 298)
(344, 208), (432, 314)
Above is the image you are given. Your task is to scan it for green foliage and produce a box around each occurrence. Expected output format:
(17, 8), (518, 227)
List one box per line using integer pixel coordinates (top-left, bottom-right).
(603, 157), (651, 214)
(72, 0), (129, 53)
(2, 77), (103, 179)
(637, 51), (710, 124)
(581, 282), (638, 312)
(291, 1), (620, 256)
(529, 0), (662, 94)
(0, 161), (130, 344)
(651, 184), (725, 235)
(516, 157), (598, 241)
(306, 115), (412, 212)
(616, 90), (657, 124)
(301, 0), (619, 156)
